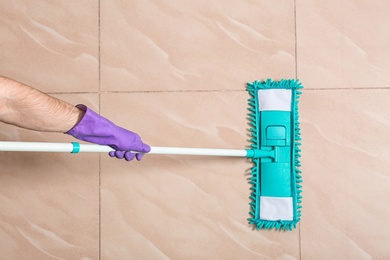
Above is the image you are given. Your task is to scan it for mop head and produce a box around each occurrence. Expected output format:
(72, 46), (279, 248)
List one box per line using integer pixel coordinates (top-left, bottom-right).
(247, 79), (303, 231)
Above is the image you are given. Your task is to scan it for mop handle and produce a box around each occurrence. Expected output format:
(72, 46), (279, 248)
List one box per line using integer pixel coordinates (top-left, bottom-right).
(0, 141), (249, 157)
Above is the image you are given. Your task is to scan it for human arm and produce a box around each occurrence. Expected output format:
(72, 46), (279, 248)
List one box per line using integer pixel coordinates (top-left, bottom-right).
(0, 76), (150, 161)
(0, 76), (84, 132)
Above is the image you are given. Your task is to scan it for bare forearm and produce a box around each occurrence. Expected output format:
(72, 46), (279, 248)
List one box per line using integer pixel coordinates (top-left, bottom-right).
(0, 76), (84, 133)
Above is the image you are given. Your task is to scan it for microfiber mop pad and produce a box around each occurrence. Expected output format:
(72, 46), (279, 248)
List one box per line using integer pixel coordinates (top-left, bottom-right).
(247, 79), (303, 231)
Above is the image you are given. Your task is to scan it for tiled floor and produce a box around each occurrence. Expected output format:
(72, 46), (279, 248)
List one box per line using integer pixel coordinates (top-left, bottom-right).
(1, 1), (389, 259)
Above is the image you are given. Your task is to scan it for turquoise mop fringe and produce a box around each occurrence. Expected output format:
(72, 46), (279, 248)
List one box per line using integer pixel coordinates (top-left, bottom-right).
(246, 79), (303, 231)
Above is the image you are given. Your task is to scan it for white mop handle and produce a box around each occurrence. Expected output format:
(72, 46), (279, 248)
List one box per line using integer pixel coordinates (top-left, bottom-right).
(151, 146), (247, 157)
(0, 141), (248, 157)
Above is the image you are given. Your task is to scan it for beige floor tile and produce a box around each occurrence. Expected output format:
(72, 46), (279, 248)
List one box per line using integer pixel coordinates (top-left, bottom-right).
(300, 89), (390, 259)
(100, 0), (296, 92)
(0, 94), (100, 259)
(297, 1), (390, 89)
(100, 91), (300, 259)
(0, 1), (99, 93)
(3, 1), (389, 259)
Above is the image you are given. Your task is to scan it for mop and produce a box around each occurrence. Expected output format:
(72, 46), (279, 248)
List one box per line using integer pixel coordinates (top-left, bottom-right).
(0, 78), (303, 231)
(246, 79), (303, 230)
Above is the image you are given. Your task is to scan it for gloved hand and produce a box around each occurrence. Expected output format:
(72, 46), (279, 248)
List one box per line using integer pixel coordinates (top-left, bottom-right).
(65, 104), (150, 161)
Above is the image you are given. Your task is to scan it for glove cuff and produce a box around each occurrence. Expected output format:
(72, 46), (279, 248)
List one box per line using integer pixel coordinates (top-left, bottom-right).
(65, 104), (116, 145)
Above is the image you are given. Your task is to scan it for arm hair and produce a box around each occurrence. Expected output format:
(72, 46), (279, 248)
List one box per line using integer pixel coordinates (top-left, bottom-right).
(0, 76), (84, 132)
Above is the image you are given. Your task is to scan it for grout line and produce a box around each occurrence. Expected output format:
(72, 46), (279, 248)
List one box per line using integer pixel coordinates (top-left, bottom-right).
(101, 89), (247, 94)
(294, 1), (302, 259)
(46, 91), (99, 95)
(98, 0), (102, 107)
(46, 89), (246, 95)
(46, 87), (390, 96)
(294, 0), (298, 81)
(98, 0), (102, 259)
(303, 87), (390, 91)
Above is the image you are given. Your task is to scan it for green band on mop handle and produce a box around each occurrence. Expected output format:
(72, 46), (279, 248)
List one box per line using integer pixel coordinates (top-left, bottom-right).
(71, 142), (80, 154)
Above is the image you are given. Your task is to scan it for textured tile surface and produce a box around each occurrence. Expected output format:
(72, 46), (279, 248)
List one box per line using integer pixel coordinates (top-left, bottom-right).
(1, 0), (390, 259)
(100, 0), (296, 91)
(0, 0), (99, 93)
(300, 89), (390, 259)
(297, 0), (390, 89)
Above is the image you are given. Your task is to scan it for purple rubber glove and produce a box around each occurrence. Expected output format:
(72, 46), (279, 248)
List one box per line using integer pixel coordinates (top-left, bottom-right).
(66, 104), (150, 161)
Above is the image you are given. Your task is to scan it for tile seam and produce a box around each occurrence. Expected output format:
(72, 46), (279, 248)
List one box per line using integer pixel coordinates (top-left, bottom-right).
(303, 88), (390, 91)
(294, 0), (298, 81)
(45, 88), (390, 96)
(294, 0), (302, 259)
(98, 0), (102, 259)
(99, 89), (247, 94)
(46, 92), (99, 95)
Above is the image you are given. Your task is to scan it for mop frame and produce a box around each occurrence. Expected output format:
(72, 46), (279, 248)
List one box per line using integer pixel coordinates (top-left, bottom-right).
(247, 79), (303, 230)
